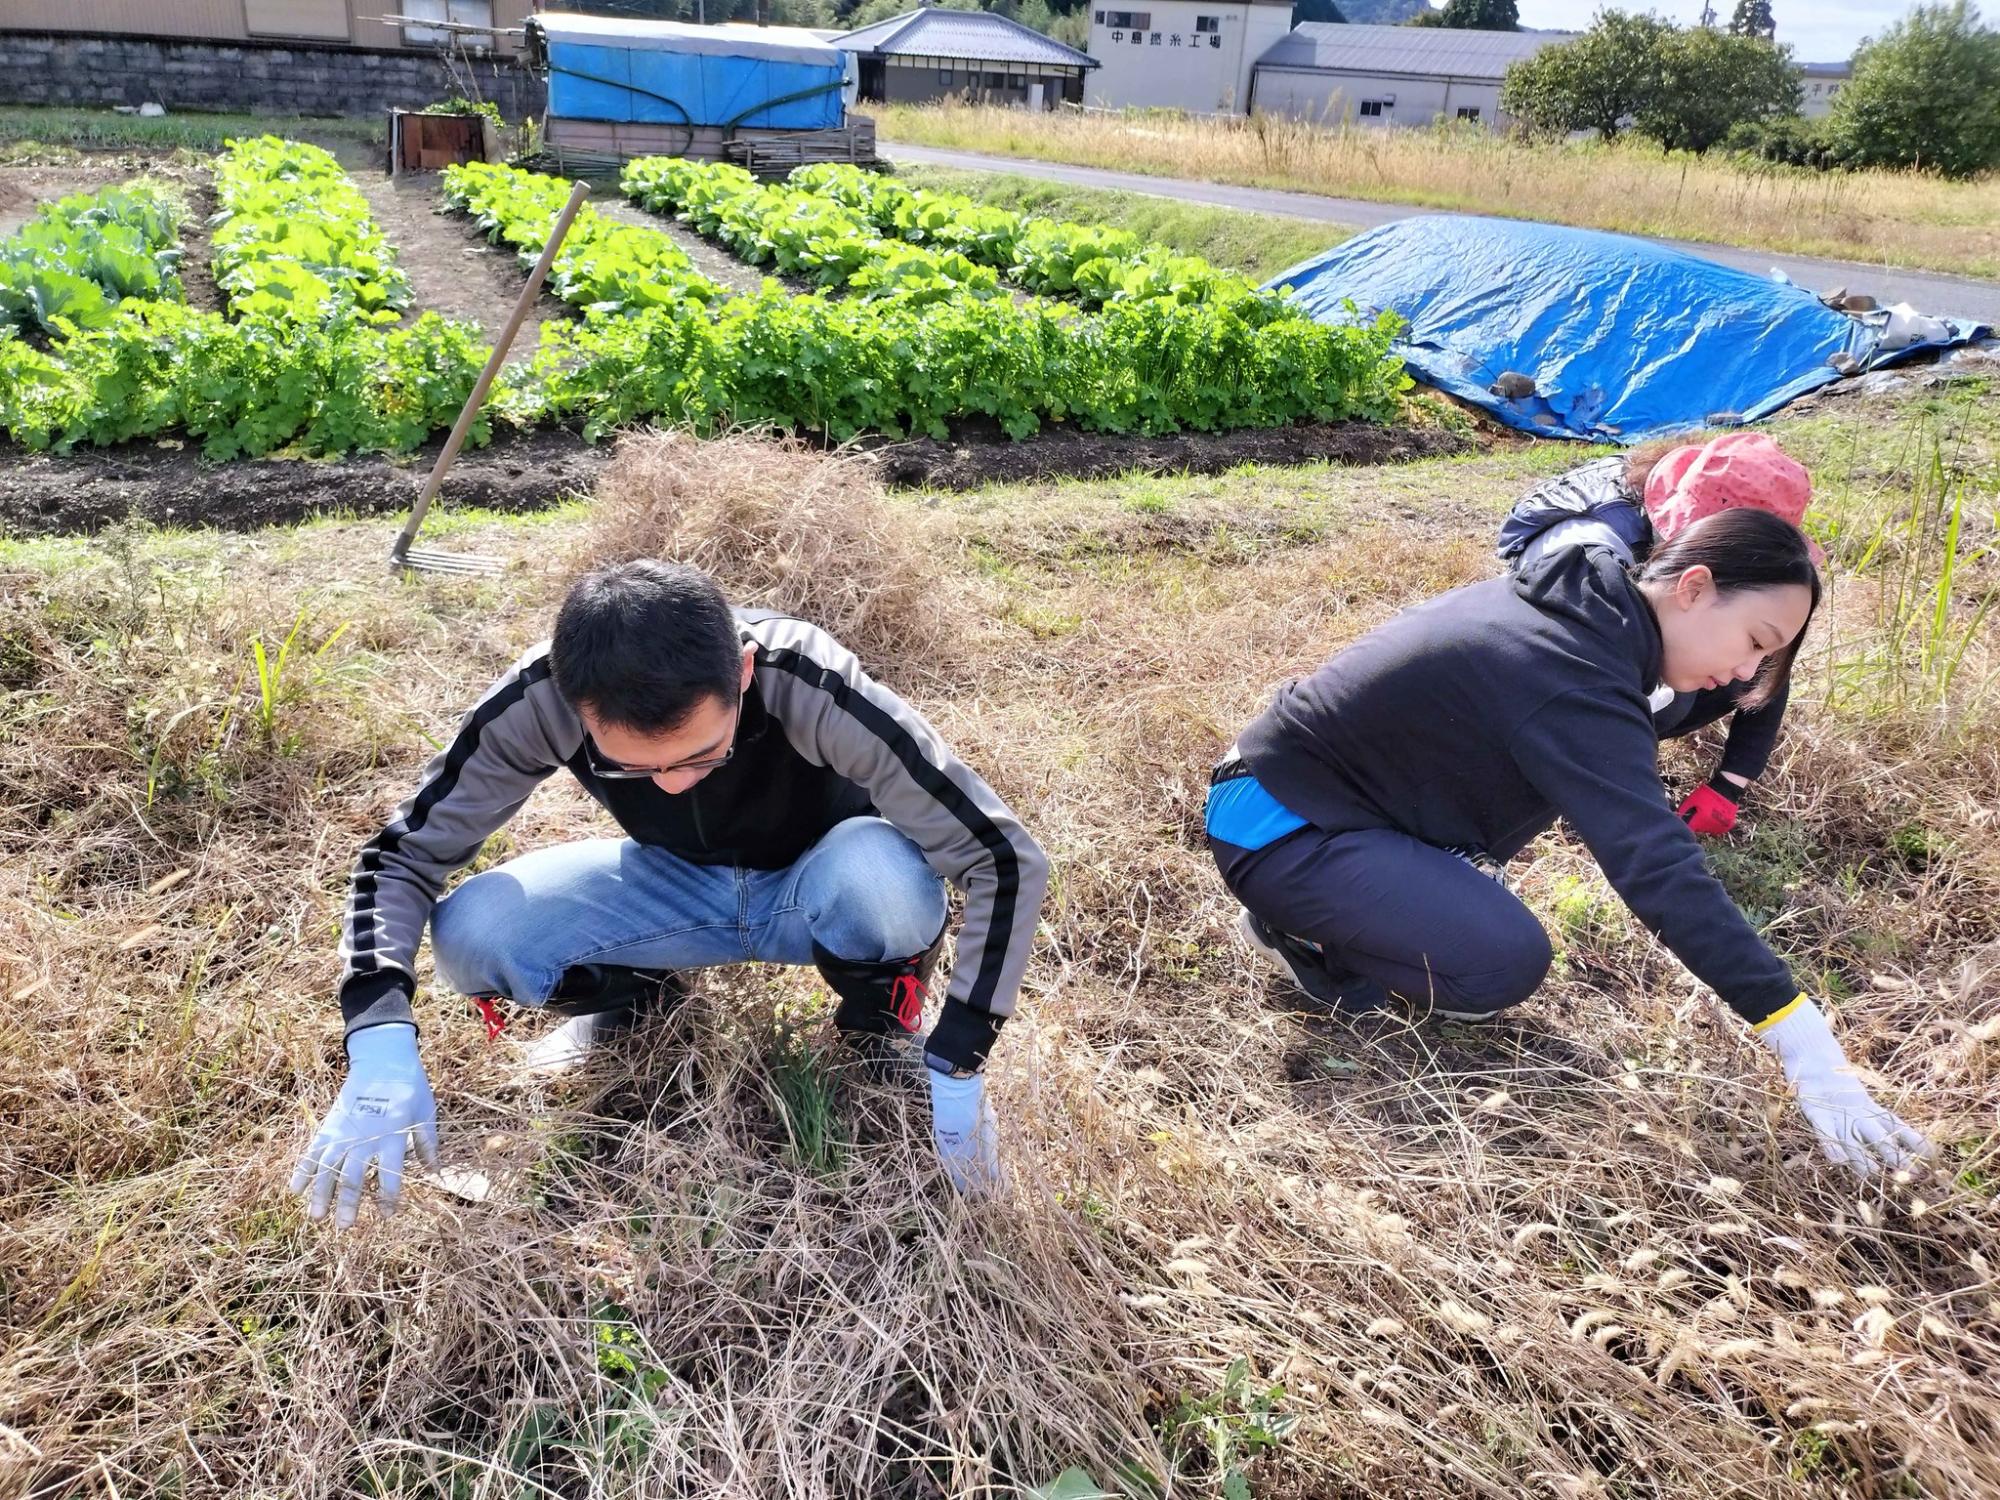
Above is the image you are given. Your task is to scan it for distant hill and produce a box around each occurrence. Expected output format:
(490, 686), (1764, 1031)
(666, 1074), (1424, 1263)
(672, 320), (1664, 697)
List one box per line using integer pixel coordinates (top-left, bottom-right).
(1330, 0), (1435, 21)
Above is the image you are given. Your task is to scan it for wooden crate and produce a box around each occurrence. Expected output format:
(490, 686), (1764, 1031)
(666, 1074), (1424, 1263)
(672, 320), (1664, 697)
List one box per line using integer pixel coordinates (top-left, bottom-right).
(395, 112), (485, 172)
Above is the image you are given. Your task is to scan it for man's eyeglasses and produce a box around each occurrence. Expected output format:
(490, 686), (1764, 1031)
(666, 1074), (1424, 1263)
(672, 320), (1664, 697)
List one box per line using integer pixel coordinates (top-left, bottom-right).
(582, 703), (741, 780)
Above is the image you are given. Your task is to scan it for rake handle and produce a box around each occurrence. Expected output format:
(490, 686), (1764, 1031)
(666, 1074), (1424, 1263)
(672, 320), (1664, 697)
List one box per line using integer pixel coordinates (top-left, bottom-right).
(391, 178), (592, 566)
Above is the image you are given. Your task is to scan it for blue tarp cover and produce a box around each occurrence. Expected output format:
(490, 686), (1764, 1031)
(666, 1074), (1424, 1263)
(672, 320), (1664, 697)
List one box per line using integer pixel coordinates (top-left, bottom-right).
(536, 15), (845, 131)
(1267, 215), (1989, 442)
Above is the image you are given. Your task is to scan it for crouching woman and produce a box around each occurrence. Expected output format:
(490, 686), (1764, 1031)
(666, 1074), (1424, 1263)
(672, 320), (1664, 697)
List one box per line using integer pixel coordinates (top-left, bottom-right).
(1498, 431), (1821, 837)
(1207, 507), (1929, 1179)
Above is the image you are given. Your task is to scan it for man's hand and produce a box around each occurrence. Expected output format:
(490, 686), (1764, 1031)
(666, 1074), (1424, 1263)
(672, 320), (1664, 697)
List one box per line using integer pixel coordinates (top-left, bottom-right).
(1678, 771), (1743, 837)
(1758, 998), (1932, 1178)
(289, 1022), (438, 1227)
(928, 1069), (1000, 1193)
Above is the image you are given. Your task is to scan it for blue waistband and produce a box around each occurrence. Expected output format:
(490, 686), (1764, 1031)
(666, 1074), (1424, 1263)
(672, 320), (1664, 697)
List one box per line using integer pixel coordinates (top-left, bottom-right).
(1205, 768), (1309, 851)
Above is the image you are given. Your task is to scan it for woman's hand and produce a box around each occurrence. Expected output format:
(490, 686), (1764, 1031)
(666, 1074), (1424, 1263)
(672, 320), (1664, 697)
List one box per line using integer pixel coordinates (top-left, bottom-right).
(1757, 998), (1932, 1178)
(1678, 770), (1746, 836)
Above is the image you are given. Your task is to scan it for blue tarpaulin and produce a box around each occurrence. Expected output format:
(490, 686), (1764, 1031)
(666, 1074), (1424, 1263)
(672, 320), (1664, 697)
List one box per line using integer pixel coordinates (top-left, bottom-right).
(1266, 215), (1989, 442)
(533, 13), (847, 132)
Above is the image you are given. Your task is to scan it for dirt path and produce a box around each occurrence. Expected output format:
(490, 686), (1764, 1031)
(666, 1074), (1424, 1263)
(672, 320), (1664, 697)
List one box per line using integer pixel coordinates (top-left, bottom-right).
(597, 193), (804, 298)
(0, 162), (137, 237)
(353, 169), (561, 344)
(175, 170), (223, 314)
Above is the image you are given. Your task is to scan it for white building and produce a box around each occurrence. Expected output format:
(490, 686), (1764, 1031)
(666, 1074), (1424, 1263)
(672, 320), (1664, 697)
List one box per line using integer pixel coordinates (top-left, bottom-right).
(1084, 0), (1294, 114)
(1249, 22), (1576, 129)
(1800, 60), (1851, 119)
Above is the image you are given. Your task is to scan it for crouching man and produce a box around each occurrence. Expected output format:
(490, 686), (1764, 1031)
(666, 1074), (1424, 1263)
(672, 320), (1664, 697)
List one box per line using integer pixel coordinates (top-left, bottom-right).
(290, 560), (1048, 1226)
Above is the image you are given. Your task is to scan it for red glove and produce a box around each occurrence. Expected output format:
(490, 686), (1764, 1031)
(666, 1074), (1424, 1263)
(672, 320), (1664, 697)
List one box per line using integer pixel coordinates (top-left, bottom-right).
(1677, 773), (1740, 836)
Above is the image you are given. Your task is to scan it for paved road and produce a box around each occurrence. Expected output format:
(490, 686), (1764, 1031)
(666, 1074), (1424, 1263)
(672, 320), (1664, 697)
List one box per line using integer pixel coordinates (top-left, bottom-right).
(884, 142), (2000, 328)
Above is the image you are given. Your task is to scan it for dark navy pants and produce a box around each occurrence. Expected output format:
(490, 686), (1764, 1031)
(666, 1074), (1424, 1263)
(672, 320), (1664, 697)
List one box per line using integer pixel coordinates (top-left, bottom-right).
(1209, 774), (1553, 1015)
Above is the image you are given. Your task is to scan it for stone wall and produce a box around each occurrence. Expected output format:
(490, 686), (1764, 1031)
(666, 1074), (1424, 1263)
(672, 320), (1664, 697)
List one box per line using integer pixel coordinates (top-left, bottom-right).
(0, 31), (545, 119)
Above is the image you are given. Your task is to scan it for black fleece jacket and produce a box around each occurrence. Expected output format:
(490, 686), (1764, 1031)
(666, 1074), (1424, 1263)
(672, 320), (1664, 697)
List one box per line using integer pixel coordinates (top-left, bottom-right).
(1498, 457), (1789, 782)
(1237, 545), (1799, 1025)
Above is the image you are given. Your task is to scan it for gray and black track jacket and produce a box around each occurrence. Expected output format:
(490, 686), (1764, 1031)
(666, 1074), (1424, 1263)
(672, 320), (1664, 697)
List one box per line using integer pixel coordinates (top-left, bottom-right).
(338, 610), (1048, 1074)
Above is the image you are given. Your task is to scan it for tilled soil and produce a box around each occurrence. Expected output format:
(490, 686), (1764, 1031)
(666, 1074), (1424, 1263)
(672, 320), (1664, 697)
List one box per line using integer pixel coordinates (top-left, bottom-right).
(352, 168), (565, 343)
(0, 427), (610, 537)
(866, 416), (1475, 489)
(0, 416), (1477, 537)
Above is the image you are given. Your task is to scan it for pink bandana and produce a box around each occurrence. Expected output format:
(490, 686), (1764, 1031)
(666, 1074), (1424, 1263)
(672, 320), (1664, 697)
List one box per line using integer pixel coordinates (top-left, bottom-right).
(1642, 433), (1822, 563)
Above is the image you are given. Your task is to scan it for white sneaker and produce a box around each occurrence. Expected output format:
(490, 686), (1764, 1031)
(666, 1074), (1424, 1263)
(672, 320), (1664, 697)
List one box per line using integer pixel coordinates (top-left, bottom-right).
(1234, 908), (1381, 1009)
(516, 1009), (623, 1075)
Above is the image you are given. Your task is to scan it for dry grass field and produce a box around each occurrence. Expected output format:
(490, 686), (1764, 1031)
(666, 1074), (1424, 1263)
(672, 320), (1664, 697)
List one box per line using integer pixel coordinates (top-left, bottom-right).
(877, 104), (2000, 280)
(3, 374), (1998, 1498)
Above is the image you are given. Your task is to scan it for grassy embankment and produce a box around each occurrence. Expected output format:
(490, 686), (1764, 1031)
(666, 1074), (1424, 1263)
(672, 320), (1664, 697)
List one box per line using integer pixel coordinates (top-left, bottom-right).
(879, 102), (2000, 280)
(0, 105), (385, 166)
(897, 162), (1350, 281)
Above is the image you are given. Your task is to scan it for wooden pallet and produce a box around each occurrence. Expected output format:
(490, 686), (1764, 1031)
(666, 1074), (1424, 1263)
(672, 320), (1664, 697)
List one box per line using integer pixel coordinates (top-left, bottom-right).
(724, 134), (880, 178)
(546, 114), (878, 173)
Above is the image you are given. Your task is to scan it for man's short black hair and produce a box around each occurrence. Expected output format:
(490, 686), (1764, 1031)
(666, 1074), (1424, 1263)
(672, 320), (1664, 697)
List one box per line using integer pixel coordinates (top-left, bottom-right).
(550, 561), (742, 733)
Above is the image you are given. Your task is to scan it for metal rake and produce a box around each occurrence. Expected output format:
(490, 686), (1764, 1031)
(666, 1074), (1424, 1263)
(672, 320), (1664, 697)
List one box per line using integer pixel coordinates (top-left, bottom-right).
(390, 178), (592, 578)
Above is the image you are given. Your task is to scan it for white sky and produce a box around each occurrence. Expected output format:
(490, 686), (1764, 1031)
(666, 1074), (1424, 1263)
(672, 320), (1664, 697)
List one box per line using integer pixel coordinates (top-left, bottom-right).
(1514, 0), (1909, 63)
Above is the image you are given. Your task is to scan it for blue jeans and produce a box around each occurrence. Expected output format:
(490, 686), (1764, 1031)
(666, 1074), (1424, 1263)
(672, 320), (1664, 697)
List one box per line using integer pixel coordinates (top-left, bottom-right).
(430, 816), (948, 1006)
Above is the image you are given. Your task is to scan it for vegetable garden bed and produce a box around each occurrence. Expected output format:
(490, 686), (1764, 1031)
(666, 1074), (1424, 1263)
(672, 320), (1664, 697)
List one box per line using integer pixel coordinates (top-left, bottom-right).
(0, 133), (1458, 533)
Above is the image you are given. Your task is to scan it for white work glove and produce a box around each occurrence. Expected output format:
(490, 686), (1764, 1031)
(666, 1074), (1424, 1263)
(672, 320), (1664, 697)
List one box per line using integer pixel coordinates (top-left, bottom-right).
(928, 1069), (1000, 1193)
(1758, 998), (1932, 1179)
(288, 1022), (439, 1227)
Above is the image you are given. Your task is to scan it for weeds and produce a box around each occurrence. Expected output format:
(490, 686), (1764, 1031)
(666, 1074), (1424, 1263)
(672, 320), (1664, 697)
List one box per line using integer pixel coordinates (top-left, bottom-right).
(245, 608), (358, 748)
(1814, 395), (2000, 724)
(4, 415), (1999, 1498)
(764, 1027), (848, 1179)
(1158, 1356), (1299, 1498)
(1844, 445), (1996, 711)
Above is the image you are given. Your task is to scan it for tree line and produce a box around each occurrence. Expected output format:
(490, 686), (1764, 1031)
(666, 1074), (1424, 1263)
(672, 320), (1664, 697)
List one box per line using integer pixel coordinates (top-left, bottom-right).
(1499, 1), (2000, 179)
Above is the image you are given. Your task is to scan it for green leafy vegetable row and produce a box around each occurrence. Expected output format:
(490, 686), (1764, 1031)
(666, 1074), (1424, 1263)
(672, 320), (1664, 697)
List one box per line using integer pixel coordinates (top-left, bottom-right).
(462, 161), (1408, 441)
(442, 160), (720, 315)
(530, 283), (1410, 443)
(0, 301), (494, 460)
(0, 139), (497, 458)
(644, 157), (1265, 311)
(0, 182), (186, 336)
(209, 136), (411, 323)
(620, 158), (997, 306)
(2, 149), (1410, 458)
(795, 162), (1261, 308)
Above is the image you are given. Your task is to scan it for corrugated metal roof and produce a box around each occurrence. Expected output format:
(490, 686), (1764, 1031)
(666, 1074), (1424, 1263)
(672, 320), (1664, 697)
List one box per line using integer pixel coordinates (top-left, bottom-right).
(833, 8), (1096, 68)
(1257, 22), (1575, 81)
(532, 12), (840, 65)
